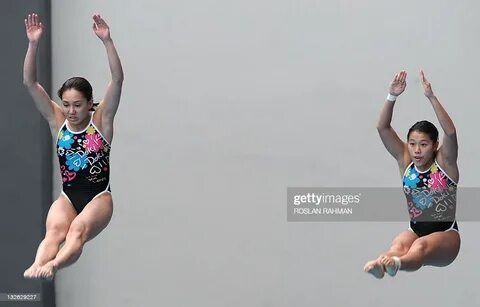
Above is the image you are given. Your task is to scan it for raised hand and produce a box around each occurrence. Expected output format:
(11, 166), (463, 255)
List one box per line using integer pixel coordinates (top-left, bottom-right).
(25, 13), (44, 43)
(389, 71), (407, 96)
(92, 14), (111, 42)
(420, 70), (435, 98)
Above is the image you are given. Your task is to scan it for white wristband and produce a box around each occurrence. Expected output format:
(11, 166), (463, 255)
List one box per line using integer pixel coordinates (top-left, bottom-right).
(386, 93), (397, 102)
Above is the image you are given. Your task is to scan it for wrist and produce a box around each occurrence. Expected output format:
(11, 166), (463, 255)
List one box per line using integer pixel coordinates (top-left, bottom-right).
(386, 93), (397, 102)
(102, 38), (113, 45)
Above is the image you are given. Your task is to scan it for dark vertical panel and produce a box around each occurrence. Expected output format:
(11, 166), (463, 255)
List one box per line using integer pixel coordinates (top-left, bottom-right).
(0, 1), (53, 306)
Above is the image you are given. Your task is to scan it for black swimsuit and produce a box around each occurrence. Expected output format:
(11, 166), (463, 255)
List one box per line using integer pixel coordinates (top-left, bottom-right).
(56, 113), (111, 213)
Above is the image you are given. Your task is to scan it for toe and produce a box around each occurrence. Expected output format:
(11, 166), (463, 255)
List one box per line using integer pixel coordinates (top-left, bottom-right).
(380, 256), (390, 265)
(363, 261), (374, 272)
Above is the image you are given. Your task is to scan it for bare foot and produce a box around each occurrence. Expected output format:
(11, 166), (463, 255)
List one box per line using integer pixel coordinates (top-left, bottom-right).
(24, 263), (42, 279)
(380, 255), (400, 277)
(37, 262), (57, 281)
(363, 259), (385, 279)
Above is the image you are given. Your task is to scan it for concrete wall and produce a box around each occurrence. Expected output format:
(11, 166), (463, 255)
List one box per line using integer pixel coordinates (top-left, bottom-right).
(0, 1), (54, 306)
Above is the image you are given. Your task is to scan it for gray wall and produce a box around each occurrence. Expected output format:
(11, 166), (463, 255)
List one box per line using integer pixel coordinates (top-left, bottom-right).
(51, 1), (480, 306)
(0, 1), (54, 307)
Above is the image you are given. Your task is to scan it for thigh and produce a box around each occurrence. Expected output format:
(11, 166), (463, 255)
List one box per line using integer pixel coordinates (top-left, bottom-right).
(69, 192), (113, 242)
(414, 230), (460, 267)
(46, 195), (78, 232)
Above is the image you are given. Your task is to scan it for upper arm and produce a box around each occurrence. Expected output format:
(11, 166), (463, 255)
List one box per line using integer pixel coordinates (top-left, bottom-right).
(378, 126), (409, 166)
(438, 131), (458, 164)
(25, 82), (63, 124)
(93, 81), (122, 143)
(96, 80), (123, 122)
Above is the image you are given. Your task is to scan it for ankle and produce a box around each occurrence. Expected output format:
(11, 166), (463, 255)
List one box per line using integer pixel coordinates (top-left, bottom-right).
(392, 256), (402, 270)
(51, 261), (59, 271)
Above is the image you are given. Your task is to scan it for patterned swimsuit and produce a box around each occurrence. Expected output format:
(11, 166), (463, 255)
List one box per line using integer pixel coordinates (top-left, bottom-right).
(56, 112), (111, 213)
(403, 160), (458, 237)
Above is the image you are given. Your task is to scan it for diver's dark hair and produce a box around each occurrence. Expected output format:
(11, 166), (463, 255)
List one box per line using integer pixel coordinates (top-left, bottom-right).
(57, 77), (99, 110)
(407, 120), (439, 143)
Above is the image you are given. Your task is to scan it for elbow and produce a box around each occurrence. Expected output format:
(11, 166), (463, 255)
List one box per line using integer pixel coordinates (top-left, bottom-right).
(376, 123), (390, 132)
(23, 79), (35, 88)
(444, 128), (457, 137)
(112, 74), (124, 85)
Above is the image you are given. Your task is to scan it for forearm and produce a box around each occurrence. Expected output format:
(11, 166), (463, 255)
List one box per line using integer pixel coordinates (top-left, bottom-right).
(377, 101), (395, 130)
(428, 96), (456, 136)
(103, 39), (123, 83)
(23, 42), (39, 86)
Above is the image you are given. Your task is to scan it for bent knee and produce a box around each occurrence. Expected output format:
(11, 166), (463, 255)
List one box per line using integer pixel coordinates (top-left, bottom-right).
(412, 239), (429, 253)
(67, 222), (89, 243)
(391, 240), (413, 255)
(45, 223), (70, 242)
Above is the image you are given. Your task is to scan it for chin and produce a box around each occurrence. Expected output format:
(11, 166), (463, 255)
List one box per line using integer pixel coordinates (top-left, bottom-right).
(414, 161), (425, 167)
(414, 159), (433, 168)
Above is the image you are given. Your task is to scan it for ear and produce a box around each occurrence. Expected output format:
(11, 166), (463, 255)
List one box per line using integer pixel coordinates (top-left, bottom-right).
(88, 99), (94, 109)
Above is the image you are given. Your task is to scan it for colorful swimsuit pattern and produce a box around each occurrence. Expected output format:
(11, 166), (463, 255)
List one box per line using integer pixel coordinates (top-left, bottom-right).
(57, 113), (111, 213)
(403, 160), (458, 236)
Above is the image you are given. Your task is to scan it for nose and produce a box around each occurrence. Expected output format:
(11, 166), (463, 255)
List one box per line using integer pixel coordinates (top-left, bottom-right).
(414, 145), (421, 154)
(68, 106), (76, 114)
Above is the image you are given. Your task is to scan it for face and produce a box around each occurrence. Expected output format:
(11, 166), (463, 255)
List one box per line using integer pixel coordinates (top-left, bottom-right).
(407, 130), (438, 169)
(61, 89), (93, 125)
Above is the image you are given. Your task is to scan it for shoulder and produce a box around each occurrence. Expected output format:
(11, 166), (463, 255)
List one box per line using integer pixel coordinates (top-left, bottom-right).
(398, 159), (413, 177)
(49, 108), (66, 138)
(397, 151), (412, 177)
(92, 109), (113, 144)
(92, 109), (102, 127)
(435, 154), (459, 183)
